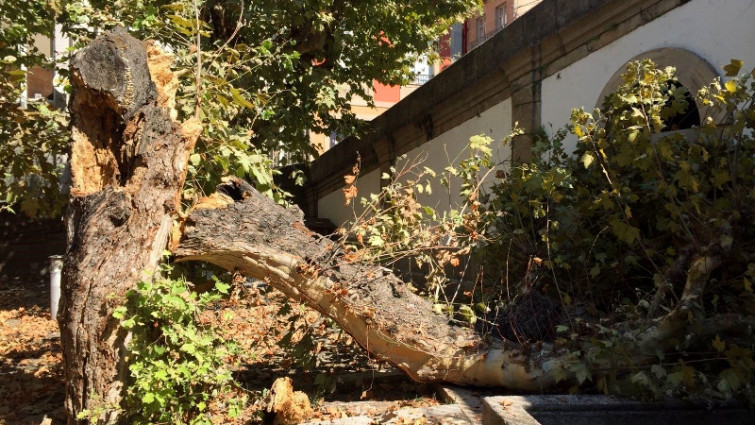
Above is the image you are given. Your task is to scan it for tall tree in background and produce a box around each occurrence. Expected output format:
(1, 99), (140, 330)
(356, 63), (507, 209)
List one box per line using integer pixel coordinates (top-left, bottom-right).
(1, 0), (477, 212)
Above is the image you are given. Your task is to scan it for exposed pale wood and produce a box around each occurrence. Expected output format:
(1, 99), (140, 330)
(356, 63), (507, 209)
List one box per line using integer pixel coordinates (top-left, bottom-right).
(175, 178), (554, 389)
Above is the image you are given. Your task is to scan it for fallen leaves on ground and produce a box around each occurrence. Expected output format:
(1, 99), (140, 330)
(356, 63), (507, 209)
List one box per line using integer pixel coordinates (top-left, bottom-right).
(0, 280), (65, 425)
(1, 278), (440, 424)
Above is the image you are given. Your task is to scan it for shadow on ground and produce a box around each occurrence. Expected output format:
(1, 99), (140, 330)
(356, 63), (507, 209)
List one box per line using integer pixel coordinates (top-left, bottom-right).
(0, 278), (66, 425)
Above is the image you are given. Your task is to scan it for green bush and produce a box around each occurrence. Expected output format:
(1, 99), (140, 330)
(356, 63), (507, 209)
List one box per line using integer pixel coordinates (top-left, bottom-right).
(348, 59), (754, 400)
(480, 59), (753, 320)
(112, 272), (244, 424)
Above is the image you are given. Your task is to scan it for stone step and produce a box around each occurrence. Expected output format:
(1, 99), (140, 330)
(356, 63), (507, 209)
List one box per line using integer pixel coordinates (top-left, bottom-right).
(437, 385), (485, 425)
(482, 395), (751, 425)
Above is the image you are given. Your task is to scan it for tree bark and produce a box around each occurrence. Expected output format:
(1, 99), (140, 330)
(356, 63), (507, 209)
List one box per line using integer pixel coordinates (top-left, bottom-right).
(173, 179), (548, 388)
(59, 28), (199, 424)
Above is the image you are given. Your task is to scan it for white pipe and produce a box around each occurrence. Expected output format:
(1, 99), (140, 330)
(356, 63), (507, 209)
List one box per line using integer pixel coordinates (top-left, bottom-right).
(49, 255), (64, 320)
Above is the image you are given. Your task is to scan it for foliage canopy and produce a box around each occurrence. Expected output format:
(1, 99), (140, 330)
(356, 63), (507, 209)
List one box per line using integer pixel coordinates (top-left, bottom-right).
(0, 0), (477, 214)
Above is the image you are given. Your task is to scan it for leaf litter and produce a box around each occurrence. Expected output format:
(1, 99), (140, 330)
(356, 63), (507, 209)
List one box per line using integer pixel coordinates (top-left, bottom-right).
(0, 278), (442, 424)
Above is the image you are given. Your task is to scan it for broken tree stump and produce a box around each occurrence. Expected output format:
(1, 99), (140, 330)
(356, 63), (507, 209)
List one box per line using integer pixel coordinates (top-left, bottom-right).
(59, 27), (199, 424)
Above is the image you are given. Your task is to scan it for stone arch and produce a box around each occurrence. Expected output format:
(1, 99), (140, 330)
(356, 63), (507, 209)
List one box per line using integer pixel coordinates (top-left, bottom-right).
(596, 48), (724, 124)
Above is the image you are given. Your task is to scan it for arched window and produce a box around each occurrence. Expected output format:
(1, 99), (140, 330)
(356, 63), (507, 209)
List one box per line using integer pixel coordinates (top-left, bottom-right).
(662, 80), (700, 131)
(596, 48), (724, 127)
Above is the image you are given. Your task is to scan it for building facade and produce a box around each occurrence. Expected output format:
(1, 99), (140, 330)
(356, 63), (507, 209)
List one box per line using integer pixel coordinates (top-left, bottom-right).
(464, 0), (543, 52)
(305, 0), (755, 228)
(313, 1), (545, 154)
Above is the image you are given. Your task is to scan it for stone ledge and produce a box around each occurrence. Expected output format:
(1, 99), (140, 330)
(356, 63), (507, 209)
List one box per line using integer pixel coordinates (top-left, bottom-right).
(482, 395), (749, 425)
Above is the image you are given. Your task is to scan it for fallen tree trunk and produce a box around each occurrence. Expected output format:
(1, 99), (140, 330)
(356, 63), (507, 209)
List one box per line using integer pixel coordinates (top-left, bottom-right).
(174, 178), (544, 388)
(173, 178), (733, 391)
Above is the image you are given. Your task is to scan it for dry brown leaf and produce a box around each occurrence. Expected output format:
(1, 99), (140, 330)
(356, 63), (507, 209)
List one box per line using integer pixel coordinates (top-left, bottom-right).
(343, 185), (358, 206)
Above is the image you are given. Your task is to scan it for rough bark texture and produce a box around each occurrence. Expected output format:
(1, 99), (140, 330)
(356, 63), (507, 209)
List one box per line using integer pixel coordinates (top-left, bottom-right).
(174, 178), (548, 388)
(59, 28), (198, 424)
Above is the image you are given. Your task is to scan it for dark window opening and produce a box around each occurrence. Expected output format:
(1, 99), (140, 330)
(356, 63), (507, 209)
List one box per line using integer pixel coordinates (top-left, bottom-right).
(662, 81), (700, 131)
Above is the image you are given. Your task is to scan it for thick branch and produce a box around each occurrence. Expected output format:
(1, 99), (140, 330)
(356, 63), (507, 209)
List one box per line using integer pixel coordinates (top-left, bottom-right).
(175, 179), (555, 389)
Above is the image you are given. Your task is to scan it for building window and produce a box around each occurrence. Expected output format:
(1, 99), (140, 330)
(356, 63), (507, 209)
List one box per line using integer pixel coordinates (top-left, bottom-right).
(595, 48), (725, 126)
(496, 3), (507, 31)
(475, 16), (485, 43)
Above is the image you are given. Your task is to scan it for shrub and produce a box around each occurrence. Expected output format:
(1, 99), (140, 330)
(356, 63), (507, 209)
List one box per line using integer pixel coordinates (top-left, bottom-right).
(112, 272), (244, 424)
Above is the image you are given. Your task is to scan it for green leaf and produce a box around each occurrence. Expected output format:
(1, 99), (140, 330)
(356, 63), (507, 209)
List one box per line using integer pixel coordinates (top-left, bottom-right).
(725, 79), (739, 94)
(230, 87), (254, 109)
(543, 360), (569, 383)
(572, 362), (592, 384)
(651, 364), (667, 379)
(113, 306), (127, 319)
(674, 168), (699, 192)
(719, 368), (742, 391)
(189, 153), (201, 166)
(180, 343), (197, 354)
(712, 334), (726, 353)
(251, 165), (272, 186)
(457, 305), (477, 324)
(609, 218), (641, 245)
(215, 281), (230, 294)
(122, 318), (136, 329)
(631, 371), (650, 386)
(368, 234), (384, 247)
(589, 264), (601, 278)
(469, 135), (492, 155)
(712, 169), (731, 187)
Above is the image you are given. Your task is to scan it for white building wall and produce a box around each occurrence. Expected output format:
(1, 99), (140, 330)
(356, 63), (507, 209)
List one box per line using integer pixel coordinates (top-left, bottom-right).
(318, 168), (381, 228)
(318, 99), (513, 227)
(541, 0), (755, 152)
(398, 99), (513, 215)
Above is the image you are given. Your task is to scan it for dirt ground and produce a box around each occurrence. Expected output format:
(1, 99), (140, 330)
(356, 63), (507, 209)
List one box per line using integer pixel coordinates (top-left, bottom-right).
(0, 276), (441, 424)
(0, 278), (65, 424)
